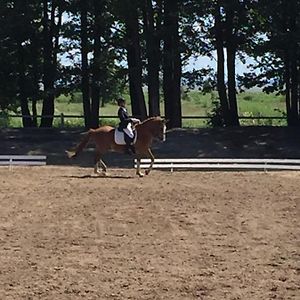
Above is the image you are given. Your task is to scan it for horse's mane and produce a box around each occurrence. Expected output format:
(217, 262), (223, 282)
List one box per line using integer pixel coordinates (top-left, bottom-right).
(140, 116), (162, 125)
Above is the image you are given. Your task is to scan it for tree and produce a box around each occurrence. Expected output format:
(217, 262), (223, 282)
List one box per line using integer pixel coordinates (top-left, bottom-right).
(89, 0), (103, 128)
(212, 0), (248, 126)
(40, 0), (63, 127)
(121, 0), (147, 119)
(64, 0), (126, 128)
(142, 0), (162, 117)
(223, 1), (240, 126)
(0, 0), (19, 112)
(0, 0), (44, 127)
(238, 0), (300, 126)
(162, 0), (182, 128)
(267, 0), (300, 126)
(214, 1), (231, 125)
(79, 0), (91, 128)
(2, 0), (298, 129)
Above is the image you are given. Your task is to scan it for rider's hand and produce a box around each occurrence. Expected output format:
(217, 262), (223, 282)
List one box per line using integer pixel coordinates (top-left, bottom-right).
(131, 118), (141, 124)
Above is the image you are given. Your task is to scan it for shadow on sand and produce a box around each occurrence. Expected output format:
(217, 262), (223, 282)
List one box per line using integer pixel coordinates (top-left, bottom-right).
(2, 127), (300, 164)
(63, 174), (135, 179)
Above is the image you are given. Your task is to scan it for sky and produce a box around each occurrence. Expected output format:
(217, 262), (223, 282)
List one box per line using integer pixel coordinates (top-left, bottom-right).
(61, 51), (253, 77)
(185, 53), (253, 76)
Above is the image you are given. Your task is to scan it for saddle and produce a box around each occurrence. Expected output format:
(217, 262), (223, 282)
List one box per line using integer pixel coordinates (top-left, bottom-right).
(114, 129), (137, 145)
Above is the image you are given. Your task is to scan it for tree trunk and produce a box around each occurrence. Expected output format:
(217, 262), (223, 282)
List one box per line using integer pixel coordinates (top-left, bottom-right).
(162, 40), (173, 126)
(40, 0), (61, 128)
(289, 1), (299, 126)
(80, 0), (91, 128)
(124, 3), (147, 119)
(143, 0), (161, 117)
(225, 4), (239, 126)
(90, 0), (102, 128)
(162, 0), (182, 128)
(226, 45), (240, 126)
(285, 0), (299, 126)
(30, 22), (40, 128)
(290, 53), (299, 126)
(31, 45), (39, 127)
(172, 22), (182, 129)
(214, 3), (230, 126)
(17, 42), (33, 127)
(32, 99), (37, 127)
(15, 0), (32, 127)
(41, 0), (54, 127)
(284, 52), (292, 125)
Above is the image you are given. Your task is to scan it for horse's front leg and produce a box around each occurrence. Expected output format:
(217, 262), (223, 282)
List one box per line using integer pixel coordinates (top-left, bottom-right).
(94, 152), (101, 174)
(145, 148), (155, 175)
(94, 161), (100, 174)
(94, 152), (107, 176)
(99, 159), (107, 175)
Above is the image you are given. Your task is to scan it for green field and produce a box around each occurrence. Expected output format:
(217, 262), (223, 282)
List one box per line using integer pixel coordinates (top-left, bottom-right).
(1, 91), (287, 128)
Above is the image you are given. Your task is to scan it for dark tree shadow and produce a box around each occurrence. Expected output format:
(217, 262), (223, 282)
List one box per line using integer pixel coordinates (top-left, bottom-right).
(62, 174), (135, 179)
(2, 127), (300, 165)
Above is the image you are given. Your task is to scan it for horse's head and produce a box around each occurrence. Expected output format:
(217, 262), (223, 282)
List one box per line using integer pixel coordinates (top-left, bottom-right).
(157, 118), (168, 142)
(138, 117), (167, 142)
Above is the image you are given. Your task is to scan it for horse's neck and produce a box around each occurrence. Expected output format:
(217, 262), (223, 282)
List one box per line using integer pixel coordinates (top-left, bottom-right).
(136, 120), (154, 137)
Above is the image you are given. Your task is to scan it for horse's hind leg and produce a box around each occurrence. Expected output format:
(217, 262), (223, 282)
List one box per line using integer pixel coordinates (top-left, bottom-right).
(135, 157), (144, 177)
(145, 148), (155, 175)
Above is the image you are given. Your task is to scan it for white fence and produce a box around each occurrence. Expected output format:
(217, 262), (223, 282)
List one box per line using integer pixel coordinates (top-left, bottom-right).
(134, 158), (300, 171)
(0, 155), (47, 166)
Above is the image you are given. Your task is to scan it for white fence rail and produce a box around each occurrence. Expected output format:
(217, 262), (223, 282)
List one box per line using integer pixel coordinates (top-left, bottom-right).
(0, 155), (47, 166)
(134, 158), (300, 171)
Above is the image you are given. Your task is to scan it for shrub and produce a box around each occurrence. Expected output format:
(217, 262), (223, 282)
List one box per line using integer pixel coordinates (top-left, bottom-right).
(0, 111), (10, 127)
(206, 99), (225, 127)
(243, 95), (253, 101)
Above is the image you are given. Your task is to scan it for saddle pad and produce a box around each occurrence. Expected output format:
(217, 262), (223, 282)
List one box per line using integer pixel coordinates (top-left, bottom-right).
(114, 129), (137, 145)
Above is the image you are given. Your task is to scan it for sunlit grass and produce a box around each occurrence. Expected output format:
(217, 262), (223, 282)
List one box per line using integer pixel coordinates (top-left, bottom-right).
(238, 92), (286, 117)
(2, 90), (287, 128)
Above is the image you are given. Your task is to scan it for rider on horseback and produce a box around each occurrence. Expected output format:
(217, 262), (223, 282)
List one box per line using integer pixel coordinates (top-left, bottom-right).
(117, 98), (140, 154)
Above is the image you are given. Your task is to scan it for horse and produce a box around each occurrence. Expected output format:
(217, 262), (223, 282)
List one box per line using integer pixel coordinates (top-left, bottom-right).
(66, 116), (167, 177)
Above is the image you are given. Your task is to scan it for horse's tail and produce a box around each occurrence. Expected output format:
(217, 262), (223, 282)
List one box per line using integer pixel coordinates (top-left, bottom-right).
(66, 129), (94, 159)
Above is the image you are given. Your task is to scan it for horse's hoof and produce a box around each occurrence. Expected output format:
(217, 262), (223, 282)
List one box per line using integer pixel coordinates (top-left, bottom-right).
(137, 172), (144, 178)
(95, 171), (107, 177)
(145, 170), (150, 175)
(66, 150), (76, 159)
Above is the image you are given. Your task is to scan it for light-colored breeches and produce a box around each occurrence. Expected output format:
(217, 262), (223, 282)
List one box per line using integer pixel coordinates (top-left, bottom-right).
(123, 123), (134, 138)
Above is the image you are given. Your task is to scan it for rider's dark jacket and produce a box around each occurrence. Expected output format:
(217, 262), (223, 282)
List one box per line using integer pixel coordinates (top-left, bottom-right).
(118, 107), (131, 130)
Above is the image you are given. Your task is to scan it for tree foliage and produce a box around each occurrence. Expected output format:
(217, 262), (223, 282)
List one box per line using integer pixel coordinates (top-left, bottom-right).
(0, 0), (299, 128)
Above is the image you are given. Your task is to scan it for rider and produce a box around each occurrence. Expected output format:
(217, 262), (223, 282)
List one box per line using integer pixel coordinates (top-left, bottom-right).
(117, 98), (140, 154)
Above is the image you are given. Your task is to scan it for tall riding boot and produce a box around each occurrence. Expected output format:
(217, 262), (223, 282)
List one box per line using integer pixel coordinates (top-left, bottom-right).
(129, 143), (136, 154)
(124, 135), (135, 155)
(125, 141), (133, 155)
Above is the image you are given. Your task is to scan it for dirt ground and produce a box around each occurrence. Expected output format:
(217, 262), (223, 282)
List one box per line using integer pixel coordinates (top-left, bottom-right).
(0, 166), (299, 300)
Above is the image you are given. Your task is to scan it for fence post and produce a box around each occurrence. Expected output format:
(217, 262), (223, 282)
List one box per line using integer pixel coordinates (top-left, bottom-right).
(60, 113), (64, 127)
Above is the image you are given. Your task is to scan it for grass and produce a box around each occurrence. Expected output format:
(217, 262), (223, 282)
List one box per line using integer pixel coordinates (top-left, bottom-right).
(237, 92), (286, 126)
(1, 91), (287, 128)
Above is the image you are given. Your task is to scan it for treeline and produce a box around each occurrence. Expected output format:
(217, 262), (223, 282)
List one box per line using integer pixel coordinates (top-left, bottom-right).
(0, 0), (299, 128)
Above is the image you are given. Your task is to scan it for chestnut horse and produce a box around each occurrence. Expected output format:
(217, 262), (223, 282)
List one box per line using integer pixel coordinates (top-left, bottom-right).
(66, 117), (167, 177)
